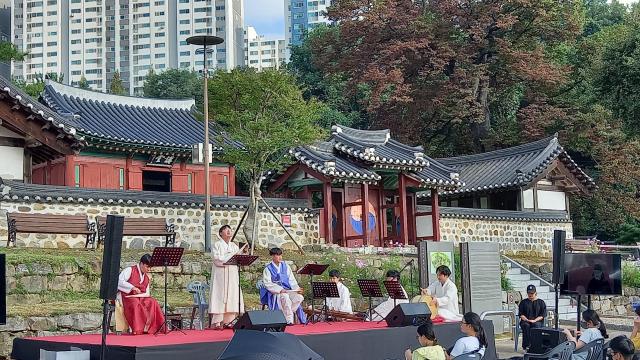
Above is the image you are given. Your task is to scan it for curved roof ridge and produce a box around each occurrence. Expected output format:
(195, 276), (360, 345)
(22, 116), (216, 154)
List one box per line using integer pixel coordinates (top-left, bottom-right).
(439, 134), (558, 165)
(45, 80), (195, 111)
(331, 124), (390, 144)
(516, 136), (561, 176)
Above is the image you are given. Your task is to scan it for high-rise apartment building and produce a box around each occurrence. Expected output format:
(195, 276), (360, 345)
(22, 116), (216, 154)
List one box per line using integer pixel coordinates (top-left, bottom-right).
(10, 0), (244, 95)
(285, 0), (331, 59)
(244, 26), (285, 71)
(0, 1), (11, 79)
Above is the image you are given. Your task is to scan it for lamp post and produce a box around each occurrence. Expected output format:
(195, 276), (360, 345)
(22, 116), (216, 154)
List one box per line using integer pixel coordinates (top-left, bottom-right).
(187, 35), (223, 253)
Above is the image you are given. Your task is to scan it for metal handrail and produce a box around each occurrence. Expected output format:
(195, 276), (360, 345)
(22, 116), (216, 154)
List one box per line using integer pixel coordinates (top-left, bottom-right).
(480, 310), (517, 351)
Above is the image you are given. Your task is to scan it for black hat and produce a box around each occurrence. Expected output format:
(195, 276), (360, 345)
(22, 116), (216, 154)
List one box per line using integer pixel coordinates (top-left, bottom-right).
(527, 285), (536, 293)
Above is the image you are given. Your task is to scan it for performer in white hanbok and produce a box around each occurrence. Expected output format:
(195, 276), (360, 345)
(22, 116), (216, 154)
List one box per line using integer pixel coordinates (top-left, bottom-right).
(426, 265), (462, 322)
(325, 269), (353, 314)
(209, 225), (246, 329)
(367, 270), (408, 321)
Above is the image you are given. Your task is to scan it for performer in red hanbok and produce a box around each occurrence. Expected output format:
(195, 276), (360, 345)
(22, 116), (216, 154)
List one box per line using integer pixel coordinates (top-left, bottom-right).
(117, 254), (165, 335)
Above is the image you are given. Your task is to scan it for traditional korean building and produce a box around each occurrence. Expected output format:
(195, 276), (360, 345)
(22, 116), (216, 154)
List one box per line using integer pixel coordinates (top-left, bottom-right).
(422, 135), (597, 212)
(266, 125), (464, 247)
(34, 80), (237, 195)
(0, 77), (86, 182)
(268, 126), (597, 248)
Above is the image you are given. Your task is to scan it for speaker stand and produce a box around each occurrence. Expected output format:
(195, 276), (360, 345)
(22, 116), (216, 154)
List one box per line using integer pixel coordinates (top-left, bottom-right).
(99, 299), (113, 360)
(554, 283), (559, 329)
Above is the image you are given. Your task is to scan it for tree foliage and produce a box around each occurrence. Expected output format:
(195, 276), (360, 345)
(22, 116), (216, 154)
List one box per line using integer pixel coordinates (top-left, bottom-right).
(78, 76), (90, 90)
(13, 73), (64, 97)
(0, 41), (26, 62)
(143, 69), (203, 109)
(109, 70), (126, 95)
(208, 68), (324, 246)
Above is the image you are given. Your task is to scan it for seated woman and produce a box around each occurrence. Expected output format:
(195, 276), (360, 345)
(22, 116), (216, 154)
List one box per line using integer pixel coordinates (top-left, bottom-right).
(405, 322), (446, 360)
(607, 335), (638, 360)
(447, 312), (487, 360)
(563, 309), (608, 360)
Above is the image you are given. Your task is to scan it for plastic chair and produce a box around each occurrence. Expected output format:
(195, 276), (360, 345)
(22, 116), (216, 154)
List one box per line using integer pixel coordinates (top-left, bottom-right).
(574, 338), (604, 360)
(524, 340), (576, 360)
(187, 281), (210, 330)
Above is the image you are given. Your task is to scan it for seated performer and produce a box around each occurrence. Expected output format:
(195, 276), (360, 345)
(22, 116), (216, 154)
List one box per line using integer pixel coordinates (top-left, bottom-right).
(260, 247), (307, 324)
(367, 269), (408, 321)
(425, 265), (462, 322)
(117, 254), (165, 335)
(325, 269), (353, 314)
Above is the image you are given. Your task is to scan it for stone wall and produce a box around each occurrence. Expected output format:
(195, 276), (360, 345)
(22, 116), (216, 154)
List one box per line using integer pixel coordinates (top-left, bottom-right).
(439, 217), (573, 257)
(0, 199), (321, 250)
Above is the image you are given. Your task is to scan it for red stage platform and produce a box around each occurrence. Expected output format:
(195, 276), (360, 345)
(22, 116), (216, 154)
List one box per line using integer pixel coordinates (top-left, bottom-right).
(12, 321), (498, 360)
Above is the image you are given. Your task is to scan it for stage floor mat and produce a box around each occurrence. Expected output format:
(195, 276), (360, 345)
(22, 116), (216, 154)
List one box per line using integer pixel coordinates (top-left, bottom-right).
(13, 321), (497, 360)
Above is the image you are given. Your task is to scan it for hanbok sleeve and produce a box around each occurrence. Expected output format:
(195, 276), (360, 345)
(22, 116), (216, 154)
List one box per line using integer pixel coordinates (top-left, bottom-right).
(117, 267), (133, 293)
(435, 282), (455, 307)
(263, 266), (283, 294)
(287, 264), (300, 290)
(213, 242), (236, 267)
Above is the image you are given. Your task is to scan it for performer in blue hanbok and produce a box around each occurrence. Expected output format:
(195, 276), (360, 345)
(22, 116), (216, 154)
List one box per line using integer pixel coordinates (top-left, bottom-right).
(260, 247), (307, 324)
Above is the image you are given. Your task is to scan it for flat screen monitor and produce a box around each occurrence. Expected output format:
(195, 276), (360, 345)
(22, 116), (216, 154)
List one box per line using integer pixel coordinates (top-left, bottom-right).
(560, 253), (622, 296)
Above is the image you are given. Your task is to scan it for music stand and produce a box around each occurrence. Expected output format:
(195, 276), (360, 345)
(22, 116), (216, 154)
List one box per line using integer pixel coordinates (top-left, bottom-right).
(357, 279), (384, 321)
(311, 281), (339, 324)
(381, 280), (408, 324)
(150, 247), (185, 335)
(298, 264), (329, 323)
(224, 254), (259, 326)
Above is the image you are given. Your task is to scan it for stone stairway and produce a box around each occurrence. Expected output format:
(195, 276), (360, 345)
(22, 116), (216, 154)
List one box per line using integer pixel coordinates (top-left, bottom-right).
(502, 256), (579, 321)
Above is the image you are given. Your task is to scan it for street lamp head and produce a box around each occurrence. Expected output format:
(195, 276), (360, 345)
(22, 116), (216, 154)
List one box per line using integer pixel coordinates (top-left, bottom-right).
(186, 35), (224, 46)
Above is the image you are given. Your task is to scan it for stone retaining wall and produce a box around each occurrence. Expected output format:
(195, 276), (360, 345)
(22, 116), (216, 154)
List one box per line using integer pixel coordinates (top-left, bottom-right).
(440, 217), (573, 257)
(0, 200), (321, 250)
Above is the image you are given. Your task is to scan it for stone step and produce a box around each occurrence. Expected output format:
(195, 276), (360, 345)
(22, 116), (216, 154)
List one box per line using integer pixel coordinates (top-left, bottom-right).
(508, 274), (532, 282)
(506, 268), (521, 276)
(510, 279), (541, 288)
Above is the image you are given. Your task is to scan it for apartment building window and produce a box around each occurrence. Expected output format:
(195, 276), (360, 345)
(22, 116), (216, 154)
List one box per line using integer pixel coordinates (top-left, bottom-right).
(180, 19), (190, 24)
(46, 62), (57, 67)
(155, 32), (165, 37)
(47, 11), (57, 16)
(155, 43), (166, 48)
(155, 53), (166, 58)
(180, 40), (187, 45)
(215, 27), (224, 32)
(27, 43), (43, 49)
(180, 62), (190, 68)
(180, 51), (190, 56)
(71, 9), (81, 14)
(179, 30), (190, 35)
(293, 13), (304, 19)
(195, 7), (208, 12)
(71, 29), (81, 34)
(71, 60), (81, 65)
(179, 9), (189, 13)
(250, 60), (258, 64)
(71, 50), (81, 55)
(48, 31), (57, 36)
(47, 0), (57, 4)
(46, 51), (57, 57)
(155, 1), (165, 5)
(215, 5), (224, 10)
(155, 22), (166, 26)
(86, 69), (102, 74)
(47, 21), (57, 26)
(261, 50), (271, 55)
(179, 0), (189, 3)
(216, 16), (225, 20)
(71, 70), (81, 75)
(249, 42), (258, 46)
(250, 51), (258, 55)
(293, 1), (304, 7)
(156, 64), (166, 69)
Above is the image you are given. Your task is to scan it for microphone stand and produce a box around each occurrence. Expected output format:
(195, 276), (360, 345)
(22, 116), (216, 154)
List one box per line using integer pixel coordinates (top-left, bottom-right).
(399, 258), (415, 300)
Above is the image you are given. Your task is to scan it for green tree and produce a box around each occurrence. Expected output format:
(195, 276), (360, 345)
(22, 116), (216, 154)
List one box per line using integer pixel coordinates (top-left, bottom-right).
(13, 73), (64, 97)
(109, 70), (126, 95)
(143, 69), (203, 109)
(287, 26), (368, 130)
(78, 76), (90, 90)
(208, 68), (324, 249)
(617, 222), (640, 245)
(0, 41), (26, 62)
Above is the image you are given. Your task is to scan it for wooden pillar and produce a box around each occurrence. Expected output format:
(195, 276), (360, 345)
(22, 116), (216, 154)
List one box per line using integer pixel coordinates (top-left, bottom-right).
(378, 186), (385, 247)
(431, 188), (441, 241)
(125, 156), (133, 190)
(362, 182), (369, 246)
(64, 155), (75, 187)
(398, 173), (409, 246)
(323, 181), (333, 245)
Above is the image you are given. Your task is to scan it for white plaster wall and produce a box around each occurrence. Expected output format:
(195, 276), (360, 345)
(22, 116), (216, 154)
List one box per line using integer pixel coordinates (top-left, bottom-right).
(0, 146), (24, 180)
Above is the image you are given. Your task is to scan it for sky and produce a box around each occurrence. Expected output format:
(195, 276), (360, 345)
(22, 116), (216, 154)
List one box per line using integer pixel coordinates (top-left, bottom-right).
(244, 0), (286, 40)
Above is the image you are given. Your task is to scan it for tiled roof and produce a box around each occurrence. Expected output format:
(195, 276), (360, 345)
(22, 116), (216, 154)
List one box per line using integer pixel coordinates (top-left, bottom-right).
(0, 179), (312, 212)
(40, 81), (239, 153)
(0, 76), (86, 148)
(331, 125), (429, 169)
(408, 158), (464, 189)
(418, 135), (596, 197)
(418, 205), (571, 222)
(291, 142), (381, 184)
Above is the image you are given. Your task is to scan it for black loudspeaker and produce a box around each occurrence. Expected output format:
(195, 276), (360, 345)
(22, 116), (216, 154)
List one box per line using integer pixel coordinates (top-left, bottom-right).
(385, 303), (431, 327)
(529, 327), (567, 354)
(99, 215), (124, 300)
(233, 310), (287, 332)
(552, 230), (566, 285)
(0, 253), (6, 325)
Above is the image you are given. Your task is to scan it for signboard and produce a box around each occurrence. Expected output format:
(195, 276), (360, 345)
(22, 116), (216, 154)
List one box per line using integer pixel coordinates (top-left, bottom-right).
(281, 214), (291, 227)
(418, 241), (455, 288)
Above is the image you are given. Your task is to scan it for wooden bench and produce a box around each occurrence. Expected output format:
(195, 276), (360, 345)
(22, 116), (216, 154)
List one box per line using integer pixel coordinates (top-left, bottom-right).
(6, 213), (96, 247)
(94, 216), (176, 248)
(565, 239), (601, 253)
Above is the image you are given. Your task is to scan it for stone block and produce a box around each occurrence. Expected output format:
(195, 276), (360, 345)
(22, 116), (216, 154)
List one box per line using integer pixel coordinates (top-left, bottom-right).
(29, 263), (53, 275)
(6, 293), (40, 304)
(28, 317), (57, 331)
(0, 317), (28, 332)
(600, 299), (612, 312)
(68, 276), (87, 292)
(144, 239), (162, 249)
(20, 276), (48, 293)
(57, 313), (102, 331)
(615, 305), (627, 315)
(15, 264), (29, 276)
(130, 238), (144, 249)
